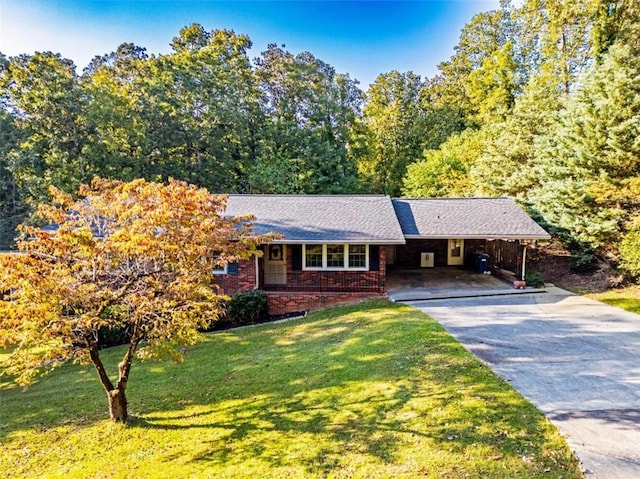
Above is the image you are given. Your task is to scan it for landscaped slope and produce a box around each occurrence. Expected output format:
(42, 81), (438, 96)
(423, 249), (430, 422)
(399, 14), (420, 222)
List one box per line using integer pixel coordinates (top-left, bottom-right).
(1, 301), (582, 478)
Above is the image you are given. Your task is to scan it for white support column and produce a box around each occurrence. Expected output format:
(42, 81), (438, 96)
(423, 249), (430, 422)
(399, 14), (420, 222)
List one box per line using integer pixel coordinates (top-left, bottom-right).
(255, 255), (260, 290)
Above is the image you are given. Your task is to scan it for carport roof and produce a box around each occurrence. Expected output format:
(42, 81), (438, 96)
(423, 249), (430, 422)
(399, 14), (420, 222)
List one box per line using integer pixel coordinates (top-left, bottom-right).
(392, 197), (551, 240)
(225, 194), (406, 244)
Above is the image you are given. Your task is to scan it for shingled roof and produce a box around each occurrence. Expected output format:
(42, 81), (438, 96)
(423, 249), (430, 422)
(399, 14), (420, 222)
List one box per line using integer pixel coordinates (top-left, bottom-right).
(392, 197), (550, 240)
(225, 195), (406, 244)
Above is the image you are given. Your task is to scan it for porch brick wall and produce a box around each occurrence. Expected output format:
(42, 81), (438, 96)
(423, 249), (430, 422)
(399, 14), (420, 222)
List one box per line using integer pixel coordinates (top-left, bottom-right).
(267, 292), (386, 316)
(212, 246), (388, 315)
(212, 259), (256, 295)
(265, 245), (386, 293)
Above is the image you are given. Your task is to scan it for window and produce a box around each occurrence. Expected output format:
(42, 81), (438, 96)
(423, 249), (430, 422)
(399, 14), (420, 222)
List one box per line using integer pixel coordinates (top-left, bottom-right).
(305, 244), (323, 268)
(212, 254), (227, 275)
(326, 244), (344, 268)
(348, 244), (367, 268)
(303, 244), (368, 270)
(212, 264), (227, 275)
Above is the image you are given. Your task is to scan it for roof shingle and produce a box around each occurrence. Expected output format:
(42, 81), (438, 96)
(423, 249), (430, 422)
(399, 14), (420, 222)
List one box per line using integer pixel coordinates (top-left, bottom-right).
(392, 197), (550, 240)
(225, 195), (407, 244)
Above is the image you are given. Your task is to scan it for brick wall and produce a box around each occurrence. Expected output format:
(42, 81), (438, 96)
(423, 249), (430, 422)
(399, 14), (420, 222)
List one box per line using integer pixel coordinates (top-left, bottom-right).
(212, 259), (256, 295)
(214, 245), (389, 316)
(267, 291), (386, 316)
(396, 239), (448, 267)
(264, 245), (386, 293)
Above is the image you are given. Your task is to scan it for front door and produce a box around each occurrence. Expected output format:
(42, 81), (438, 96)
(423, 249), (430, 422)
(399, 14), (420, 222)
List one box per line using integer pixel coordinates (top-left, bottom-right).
(264, 244), (287, 285)
(447, 239), (464, 266)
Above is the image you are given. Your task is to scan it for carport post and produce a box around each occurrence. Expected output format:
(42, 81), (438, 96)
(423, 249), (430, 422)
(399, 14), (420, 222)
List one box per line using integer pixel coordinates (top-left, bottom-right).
(521, 245), (527, 281)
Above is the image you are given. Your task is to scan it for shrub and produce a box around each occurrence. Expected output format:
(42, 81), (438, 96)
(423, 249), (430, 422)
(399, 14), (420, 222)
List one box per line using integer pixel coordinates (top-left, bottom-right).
(619, 221), (640, 279)
(98, 305), (132, 348)
(98, 324), (132, 349)
(227, 289), (268, 325)
(525, 270), (545, 288)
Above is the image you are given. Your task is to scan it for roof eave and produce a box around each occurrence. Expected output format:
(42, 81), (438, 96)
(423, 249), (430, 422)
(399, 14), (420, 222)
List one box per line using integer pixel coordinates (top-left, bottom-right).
(403, 234), (551, 240)
(270, 239), (406, 245)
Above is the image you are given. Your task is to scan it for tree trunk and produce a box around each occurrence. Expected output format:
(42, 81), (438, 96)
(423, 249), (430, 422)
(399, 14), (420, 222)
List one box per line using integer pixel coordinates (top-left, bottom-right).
(108, 387), (128, 423)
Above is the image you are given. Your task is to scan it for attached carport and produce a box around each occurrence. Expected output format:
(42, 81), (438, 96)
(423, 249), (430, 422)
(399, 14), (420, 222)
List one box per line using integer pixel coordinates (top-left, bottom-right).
(386, 266), (539, 302)
(389, 198), (551, 284)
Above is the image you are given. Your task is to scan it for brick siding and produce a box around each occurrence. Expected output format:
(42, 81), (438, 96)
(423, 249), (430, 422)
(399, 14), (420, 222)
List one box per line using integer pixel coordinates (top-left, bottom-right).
(395, 239), (448, 267)
(267, 291), (386, 316)
(213, 245), (389, 316)
(263, 245), (386, 293)
(212, 259), (256, 295)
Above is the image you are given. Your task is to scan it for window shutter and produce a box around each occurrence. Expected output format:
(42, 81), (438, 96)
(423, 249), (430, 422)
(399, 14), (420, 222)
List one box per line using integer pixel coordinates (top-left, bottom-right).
(228, 262), (239, 275)
(369, 246), (380, 271)
(291, 245), (302, 270)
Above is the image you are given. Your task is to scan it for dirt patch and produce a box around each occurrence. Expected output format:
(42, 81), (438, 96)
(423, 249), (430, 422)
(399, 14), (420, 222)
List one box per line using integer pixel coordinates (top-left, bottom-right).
(527, 240), (612, 294)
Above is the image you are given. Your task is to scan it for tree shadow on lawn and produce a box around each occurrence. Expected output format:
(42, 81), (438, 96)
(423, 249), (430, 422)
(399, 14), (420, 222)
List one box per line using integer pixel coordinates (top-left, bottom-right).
(124, 304), (566, 474)
(2, 302), (576, 475)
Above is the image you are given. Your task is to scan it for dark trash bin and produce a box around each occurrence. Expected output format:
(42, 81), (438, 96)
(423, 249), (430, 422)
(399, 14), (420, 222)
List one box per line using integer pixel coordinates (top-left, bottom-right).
(476, 253), (490, 274)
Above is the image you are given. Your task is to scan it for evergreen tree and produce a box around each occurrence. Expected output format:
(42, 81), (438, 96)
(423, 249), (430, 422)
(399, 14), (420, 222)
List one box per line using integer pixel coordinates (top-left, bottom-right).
(531, 42), (640, 269)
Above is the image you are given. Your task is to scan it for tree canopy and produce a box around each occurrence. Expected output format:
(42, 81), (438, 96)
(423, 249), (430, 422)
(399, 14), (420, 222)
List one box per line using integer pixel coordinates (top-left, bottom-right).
(0, 178), (275, 422)
(1, 5), (640, 277)
(402, 0), (640, 276)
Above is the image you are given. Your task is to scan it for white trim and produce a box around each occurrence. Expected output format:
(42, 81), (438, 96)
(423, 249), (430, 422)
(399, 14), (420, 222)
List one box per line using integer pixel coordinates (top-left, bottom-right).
(302, 243), (369, 271)
(255, 255), (260, 289)
(271, 239), (406, 245)
(404, 234), (550, 240)
(212, 264), (228, 275)
(212, 254), (228, 275)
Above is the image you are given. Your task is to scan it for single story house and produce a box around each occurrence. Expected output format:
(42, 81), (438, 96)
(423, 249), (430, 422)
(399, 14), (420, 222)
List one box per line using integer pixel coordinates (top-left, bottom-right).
(215, 195), (550, 315)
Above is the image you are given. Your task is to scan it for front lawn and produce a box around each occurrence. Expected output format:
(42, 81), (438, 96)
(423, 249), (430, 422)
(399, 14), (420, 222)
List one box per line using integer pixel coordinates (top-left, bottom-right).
(1, 301), (582, 478)
(588, 285), (640, 315)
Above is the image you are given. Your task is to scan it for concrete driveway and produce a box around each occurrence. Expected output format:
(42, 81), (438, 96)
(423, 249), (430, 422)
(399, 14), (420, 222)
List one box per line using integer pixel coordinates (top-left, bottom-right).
(409, 286), (640, 479)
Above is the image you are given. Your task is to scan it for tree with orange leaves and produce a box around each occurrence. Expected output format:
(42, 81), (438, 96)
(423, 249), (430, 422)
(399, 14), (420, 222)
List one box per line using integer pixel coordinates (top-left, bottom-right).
(0, 178), (275, 422)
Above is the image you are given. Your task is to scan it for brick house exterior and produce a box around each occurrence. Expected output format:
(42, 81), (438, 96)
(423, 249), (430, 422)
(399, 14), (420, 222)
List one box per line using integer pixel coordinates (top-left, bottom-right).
(217, 195), (550, 315)
(219, 195), (404, 315)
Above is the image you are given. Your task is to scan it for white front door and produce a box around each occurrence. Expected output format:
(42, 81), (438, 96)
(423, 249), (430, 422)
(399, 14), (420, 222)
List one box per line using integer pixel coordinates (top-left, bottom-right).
(447, 239), (464, 266)
(265, 245), (287, 285)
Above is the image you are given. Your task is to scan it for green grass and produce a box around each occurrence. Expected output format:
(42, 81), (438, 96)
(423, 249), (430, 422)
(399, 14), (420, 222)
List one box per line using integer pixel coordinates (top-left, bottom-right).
(588, 285), (640, 314)
(1, 301), (582, 478)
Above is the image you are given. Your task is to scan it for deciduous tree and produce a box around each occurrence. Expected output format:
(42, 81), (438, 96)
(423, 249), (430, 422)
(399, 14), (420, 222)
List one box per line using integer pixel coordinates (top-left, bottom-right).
(0, 178), (276, 422)
(402, 129), (485, 198)
(251, 44), (363, 193)
(361, 71), (426, 196)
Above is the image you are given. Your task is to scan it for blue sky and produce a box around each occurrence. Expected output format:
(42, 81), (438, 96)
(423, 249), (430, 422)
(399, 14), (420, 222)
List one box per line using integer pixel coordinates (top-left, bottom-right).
(0, 0), (500, 87)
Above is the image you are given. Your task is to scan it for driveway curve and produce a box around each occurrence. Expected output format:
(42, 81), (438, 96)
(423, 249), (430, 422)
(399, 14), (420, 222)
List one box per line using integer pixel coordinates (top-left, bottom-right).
(410, 286), (640, 479)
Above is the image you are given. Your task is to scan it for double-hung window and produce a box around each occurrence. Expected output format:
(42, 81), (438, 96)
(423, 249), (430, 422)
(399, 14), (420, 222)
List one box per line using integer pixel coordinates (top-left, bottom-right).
(303, 244), (368, 270)
(326, 244), (344, 268)
(348, 244), (367, 268)
(304, 245), (323, 268)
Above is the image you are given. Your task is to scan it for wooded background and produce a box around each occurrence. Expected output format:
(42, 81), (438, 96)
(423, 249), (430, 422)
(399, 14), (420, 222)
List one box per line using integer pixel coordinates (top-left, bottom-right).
(1, 0), (639, 278)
